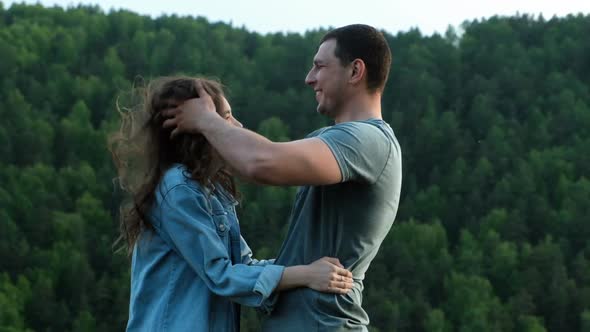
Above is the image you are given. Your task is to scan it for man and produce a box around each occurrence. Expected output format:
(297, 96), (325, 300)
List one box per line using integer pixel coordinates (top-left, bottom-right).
(164, 24), (401, 331)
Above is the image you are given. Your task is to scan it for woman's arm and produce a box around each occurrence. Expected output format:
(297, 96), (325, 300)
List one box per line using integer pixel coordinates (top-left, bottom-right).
(239, 235), (275, 266)
(156, 184), (283, 307)
(156, 184), (352, 308)
(240, 234), (353, 294)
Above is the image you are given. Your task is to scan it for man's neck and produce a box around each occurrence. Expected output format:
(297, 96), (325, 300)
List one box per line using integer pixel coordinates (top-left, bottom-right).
(334, 92), (382, 124)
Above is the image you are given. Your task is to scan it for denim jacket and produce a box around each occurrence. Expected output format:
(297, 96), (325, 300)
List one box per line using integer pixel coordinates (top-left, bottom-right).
(126, 164), (285, 332)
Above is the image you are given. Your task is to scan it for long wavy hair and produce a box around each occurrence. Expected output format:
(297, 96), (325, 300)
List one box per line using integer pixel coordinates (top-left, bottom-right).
(109, 76), (237, 255)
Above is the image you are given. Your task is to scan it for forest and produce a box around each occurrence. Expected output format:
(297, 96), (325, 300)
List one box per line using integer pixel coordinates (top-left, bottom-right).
(0, 2), (589, 331)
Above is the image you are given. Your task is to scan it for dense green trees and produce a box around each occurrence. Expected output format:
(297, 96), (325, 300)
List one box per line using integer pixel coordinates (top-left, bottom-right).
(0, 3), (588, 331)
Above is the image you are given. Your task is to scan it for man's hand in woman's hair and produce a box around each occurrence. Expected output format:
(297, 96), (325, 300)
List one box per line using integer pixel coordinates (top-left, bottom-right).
(162, 80), (218, 137)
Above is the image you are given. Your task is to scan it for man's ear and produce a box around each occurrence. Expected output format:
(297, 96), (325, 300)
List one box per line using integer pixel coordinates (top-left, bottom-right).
(349, 59), (366, 85)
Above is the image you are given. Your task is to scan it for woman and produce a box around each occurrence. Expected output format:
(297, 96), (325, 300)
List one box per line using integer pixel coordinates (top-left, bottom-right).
(109, 76), (353, 331)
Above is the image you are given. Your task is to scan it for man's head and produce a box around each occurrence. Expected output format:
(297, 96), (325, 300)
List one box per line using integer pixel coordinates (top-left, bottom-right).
(305, 24), (392, 117)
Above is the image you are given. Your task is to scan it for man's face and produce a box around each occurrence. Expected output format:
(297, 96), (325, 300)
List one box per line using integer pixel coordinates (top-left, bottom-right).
(305, 39), (350, 117)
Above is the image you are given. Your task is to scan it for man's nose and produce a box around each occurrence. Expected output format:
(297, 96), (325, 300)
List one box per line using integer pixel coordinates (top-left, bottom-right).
(305, 71), (315, 86)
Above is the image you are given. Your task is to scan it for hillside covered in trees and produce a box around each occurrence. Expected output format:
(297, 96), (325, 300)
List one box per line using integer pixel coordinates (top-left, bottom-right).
(0, 2), (589, 331)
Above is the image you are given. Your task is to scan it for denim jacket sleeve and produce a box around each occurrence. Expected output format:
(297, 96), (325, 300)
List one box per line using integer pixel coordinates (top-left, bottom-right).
(154, 184), (285, 307)
(240, 235), (276, 266)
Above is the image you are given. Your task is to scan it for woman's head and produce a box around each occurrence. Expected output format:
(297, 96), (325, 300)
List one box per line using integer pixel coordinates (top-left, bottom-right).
(147, 77), (226, 170)
(110, 76), (238, 254)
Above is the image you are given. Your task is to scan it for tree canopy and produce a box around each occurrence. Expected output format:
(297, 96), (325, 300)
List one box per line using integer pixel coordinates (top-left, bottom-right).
(0, 3), (589, 331)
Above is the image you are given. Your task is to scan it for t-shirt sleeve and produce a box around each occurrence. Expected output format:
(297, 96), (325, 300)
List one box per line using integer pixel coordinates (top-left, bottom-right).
(317, 122), (391, 184)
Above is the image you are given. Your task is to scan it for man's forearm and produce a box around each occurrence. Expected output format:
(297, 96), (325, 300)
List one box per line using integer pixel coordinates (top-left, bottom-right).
(199, 113), (274, 182)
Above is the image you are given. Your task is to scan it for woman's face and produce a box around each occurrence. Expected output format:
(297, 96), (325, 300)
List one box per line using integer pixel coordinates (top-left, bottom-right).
(210, 97), (242, 172)
(219, 96), (242, 128)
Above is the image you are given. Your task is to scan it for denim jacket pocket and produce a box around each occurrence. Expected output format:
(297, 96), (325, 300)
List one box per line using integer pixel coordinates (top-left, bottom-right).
(212, 210), (230, 238)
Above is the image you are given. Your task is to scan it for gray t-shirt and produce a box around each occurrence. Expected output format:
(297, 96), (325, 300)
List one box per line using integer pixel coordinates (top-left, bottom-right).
(262, 119), (402, 331)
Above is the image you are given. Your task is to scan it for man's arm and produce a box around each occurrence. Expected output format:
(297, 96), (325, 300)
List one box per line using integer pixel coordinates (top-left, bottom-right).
(163, 81), (342, 186)
(199, 115), (341, 186)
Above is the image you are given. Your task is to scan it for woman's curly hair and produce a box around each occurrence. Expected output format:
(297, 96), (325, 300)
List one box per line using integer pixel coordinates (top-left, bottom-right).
(109, 76), (237, 255)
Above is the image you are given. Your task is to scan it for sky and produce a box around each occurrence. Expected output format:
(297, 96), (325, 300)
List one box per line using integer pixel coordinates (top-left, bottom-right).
(3, 0), (590, 36)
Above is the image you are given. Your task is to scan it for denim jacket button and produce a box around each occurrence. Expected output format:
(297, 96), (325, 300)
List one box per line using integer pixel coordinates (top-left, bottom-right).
(218, 224), (226, 232)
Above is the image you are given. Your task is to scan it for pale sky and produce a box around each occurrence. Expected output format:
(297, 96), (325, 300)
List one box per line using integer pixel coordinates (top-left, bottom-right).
(3, 0), (590, 35)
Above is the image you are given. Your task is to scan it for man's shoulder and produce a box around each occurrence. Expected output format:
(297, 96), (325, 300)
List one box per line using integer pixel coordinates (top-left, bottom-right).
(321, 118), (391, 135)
(347, 118), (393, 136)
(305, 126), (330, 139)
(318, 119), (396, 148)
(308, 118), (392, 136)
